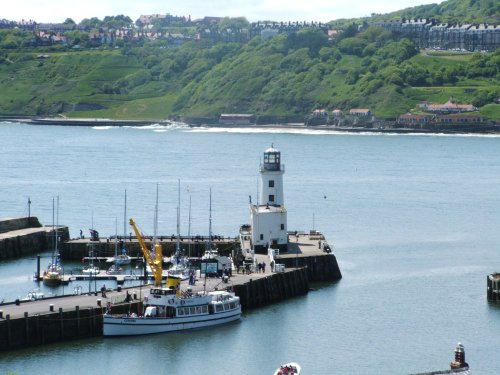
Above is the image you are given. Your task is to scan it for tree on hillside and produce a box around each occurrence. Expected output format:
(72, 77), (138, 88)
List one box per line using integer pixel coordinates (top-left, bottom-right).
(218, 17), (250, 32)
(65, 30), (90, 47)
(285, 29), (328, 57)
(79, 17), (103, 31)
(102, 15), (133, 29)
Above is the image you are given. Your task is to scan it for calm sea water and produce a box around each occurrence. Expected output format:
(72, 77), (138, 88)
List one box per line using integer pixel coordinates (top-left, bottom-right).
(1, 122), (500, 374)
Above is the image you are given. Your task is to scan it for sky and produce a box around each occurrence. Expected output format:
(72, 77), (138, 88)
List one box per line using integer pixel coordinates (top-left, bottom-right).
(3, 0), (440, 24)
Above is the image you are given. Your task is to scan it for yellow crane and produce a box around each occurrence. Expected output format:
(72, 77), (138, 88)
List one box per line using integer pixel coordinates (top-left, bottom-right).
(129, 218), (163, 287)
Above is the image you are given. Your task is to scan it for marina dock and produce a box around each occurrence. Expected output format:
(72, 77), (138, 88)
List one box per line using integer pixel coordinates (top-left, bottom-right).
(0, 229), (340, 351)
(0, 145), (341, 351)
(0, 262), (317, 351)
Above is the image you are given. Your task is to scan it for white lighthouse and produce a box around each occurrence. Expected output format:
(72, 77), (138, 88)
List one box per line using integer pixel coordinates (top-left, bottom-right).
(250, 145), (288, 253)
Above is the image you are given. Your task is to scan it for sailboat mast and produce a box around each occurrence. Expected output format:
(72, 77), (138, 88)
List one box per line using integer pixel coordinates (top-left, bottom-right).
(153, 183), (158, 243)
(123, 189), (127, 242)
(176, 179), (181, 252)
(55, 196), (59, 255)
(52, 197), (55, 258)
(115, 217), (118, 257)
(188, 187), (192, 258)
(208, 188), (212, 250)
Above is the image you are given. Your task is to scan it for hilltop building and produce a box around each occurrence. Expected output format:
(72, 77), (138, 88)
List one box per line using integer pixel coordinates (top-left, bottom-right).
(374, 19), (499, 52)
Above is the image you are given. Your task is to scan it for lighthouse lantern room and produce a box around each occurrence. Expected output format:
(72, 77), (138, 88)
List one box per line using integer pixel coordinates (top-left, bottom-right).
(250, 145), (288, 254)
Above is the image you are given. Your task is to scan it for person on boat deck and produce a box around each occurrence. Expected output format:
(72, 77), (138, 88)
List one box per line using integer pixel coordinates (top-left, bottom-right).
(101, 284), (107, 298)
(125, 290), (131, 302)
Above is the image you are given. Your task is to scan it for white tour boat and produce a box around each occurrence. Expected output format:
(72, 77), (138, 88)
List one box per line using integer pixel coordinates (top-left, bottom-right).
(103, 217), (241, 336)
(103, 286), (241, 336)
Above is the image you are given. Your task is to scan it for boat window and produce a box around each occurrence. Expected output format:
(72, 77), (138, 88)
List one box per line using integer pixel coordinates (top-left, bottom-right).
(215, 304), (224, 313)
(167, 306), (175, 318)
(229, 302), (236, 309)
(202, 305), (208, 313)
(189, 307), (196, 315)
(178, 308), (184, 316)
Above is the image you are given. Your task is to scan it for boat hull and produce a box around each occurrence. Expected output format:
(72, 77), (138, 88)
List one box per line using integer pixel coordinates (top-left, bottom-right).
(274, 362), (301, 375)
(103, 309), (241, 336)
(43, 272), (62, 286)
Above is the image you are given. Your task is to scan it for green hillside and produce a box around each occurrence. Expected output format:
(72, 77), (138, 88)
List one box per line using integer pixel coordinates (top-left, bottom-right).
(0, 10), (498, 121)
(373, 0), (499, 24)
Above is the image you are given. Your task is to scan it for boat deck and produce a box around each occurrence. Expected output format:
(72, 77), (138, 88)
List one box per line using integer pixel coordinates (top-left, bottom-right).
(0, 270), (275, 319)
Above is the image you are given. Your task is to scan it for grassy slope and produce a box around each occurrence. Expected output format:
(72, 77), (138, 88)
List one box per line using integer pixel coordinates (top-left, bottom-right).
(0, 47), (498, 121)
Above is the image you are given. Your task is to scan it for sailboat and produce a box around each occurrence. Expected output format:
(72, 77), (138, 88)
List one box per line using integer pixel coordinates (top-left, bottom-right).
(107, 190), (131, 266)
(167, 180), (191, 280)
(201, 188), (219, 260)
(107, 218), (124, 275)
(43, 197), (64, 286)
(82, 240), (100, 275)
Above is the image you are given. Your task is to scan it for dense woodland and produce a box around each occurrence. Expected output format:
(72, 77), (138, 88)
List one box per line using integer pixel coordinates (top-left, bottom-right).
(0, 0), (498, 121)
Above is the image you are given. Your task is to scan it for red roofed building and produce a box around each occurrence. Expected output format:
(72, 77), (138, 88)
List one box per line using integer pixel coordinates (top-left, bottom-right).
(397, 114), (434, 127)
(422, 98), (477, 114)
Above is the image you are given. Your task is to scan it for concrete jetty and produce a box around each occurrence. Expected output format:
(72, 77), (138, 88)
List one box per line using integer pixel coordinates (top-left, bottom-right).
(0, 263), (315, 351)
(0, 217), (69, 260)
(0, 224), (340, 352)
(487, 273), (500, 302)
(0, 229), (340, 351)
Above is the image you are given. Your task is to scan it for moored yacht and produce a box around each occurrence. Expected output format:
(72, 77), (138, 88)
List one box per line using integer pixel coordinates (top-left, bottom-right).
(103, 281), (241, 336)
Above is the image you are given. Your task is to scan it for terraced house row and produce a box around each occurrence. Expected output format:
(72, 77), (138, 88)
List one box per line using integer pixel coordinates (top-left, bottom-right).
(375, 18), (499, 52)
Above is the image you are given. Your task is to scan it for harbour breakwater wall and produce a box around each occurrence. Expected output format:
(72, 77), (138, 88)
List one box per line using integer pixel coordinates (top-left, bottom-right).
(234, 267), (310, 310)
(487, 273), (500, 302)
(0, 299), (139, 352)
(0, 266), (321, 351)
(61, 236), (238, 260)
(0, 217), (69, 260)
(277, 253), (342, 282)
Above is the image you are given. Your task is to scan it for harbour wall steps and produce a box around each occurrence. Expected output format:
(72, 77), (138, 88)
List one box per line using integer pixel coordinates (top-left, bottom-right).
(0, 217), (69, 260)
(0, 266), (324, 351)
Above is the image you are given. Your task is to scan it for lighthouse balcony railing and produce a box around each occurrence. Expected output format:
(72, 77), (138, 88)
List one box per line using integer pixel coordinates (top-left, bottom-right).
(259, 164), (285, 172)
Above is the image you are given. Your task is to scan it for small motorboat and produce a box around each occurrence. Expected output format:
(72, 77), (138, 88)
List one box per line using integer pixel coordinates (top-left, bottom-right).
(82, 265), (100, 275)
(106, 263), (123, 275)
(274, 362), (301, 375)
(22, 289), (45, 301)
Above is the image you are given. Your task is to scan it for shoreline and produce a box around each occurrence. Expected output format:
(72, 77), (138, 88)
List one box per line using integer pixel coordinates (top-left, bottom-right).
(1, 115), (500, 135)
